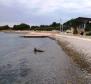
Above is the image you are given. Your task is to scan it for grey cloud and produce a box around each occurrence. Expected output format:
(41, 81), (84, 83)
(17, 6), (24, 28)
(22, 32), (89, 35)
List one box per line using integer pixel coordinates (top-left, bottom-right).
(0, 0), (91, 26)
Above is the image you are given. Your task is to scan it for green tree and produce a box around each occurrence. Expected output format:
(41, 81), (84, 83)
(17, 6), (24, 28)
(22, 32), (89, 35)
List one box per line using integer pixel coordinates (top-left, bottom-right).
(85, 23), (91, 31)
(13, 23), (30, 30)
(50, 22), (60, 30)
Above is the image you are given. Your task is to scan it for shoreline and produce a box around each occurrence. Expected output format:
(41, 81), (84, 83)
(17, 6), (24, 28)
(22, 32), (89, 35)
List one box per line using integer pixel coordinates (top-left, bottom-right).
(20, 31), (91, 74)
(53, 36), (91, 73)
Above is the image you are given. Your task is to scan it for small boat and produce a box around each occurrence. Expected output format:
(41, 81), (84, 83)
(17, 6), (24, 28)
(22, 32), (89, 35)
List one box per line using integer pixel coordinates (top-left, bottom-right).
(34, 48), (44, 52)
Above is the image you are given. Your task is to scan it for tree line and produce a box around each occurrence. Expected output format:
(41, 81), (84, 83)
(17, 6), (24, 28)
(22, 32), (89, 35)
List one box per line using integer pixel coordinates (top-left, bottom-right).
(31, 22), (60, 31)
(0, 22), (61, 31)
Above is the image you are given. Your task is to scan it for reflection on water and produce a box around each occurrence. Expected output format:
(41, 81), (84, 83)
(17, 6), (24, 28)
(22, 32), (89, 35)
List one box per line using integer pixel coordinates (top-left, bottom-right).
(0, 32), (90, 84)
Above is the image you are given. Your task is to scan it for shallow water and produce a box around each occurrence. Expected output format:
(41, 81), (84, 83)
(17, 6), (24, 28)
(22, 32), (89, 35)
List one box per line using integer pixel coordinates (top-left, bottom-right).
(0, 32), (89, 84)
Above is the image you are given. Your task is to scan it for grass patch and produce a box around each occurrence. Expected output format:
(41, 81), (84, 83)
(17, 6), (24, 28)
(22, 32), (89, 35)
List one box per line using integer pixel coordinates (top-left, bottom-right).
(56, 38), (91, 73)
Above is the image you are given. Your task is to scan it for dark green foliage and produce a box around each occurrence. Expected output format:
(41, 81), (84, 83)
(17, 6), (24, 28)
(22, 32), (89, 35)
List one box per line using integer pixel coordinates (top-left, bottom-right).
(85, 23), (91, 31)
(40, 25), (49, 28)
(64, 19), (82, 34)
(70, 19), (79, 27)
(86, 32), (91, 36)
(0, 25), (10, 30)
(63, 19), (74, 31)
(30, 22), (60, 31)
(63, 19), (82, 31)
(31, 26), (40, 31)
(13, 23), (30, 30)
(0, 22), (60, 31)
(65, 19), (81, 27)
(50, 22), (60, 28)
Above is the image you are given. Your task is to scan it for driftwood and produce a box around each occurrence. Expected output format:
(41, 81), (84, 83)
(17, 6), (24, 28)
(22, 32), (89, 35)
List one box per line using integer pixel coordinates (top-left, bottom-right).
(34, 48), (44, 53)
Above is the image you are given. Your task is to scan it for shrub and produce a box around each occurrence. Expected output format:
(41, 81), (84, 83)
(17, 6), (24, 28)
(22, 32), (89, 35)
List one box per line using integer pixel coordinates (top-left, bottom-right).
(86, 32), (91, 36)
(13, 23), (30, 30)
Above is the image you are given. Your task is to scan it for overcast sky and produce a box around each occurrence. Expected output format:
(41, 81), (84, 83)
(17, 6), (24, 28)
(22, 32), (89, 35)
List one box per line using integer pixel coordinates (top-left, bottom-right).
(0, 0), (91, 26)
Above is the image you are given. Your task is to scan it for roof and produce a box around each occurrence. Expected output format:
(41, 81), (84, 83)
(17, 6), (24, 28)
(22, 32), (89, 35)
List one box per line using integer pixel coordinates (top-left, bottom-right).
(64, 17), (91, 25)
(74, 17), (91, 22)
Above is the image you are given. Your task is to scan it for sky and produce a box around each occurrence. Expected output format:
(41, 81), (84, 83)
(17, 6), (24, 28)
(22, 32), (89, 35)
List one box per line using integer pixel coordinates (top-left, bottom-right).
(0, 0), (91, 26)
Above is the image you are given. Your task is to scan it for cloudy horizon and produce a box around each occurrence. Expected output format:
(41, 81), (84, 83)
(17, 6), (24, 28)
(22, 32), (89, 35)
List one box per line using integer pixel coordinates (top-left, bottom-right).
(0, 0), (91, 26)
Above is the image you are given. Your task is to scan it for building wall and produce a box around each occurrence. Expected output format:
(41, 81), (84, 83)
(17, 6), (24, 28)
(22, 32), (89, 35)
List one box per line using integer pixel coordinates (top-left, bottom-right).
(71, 26), (85, 35)
(77, 27), (85, 34)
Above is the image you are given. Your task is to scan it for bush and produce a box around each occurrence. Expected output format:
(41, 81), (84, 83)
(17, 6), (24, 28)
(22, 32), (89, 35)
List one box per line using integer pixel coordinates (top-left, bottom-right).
(86, 32), (91, 36)
(85, 23), (91, 32)
(30, 23), (60, 31)
(13, 23), (30, 30)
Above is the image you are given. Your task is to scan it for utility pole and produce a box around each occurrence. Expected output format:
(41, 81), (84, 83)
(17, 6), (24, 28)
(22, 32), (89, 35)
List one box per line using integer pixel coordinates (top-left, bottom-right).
(60, 18), (62, 32)
(60, 18), (63, 32)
